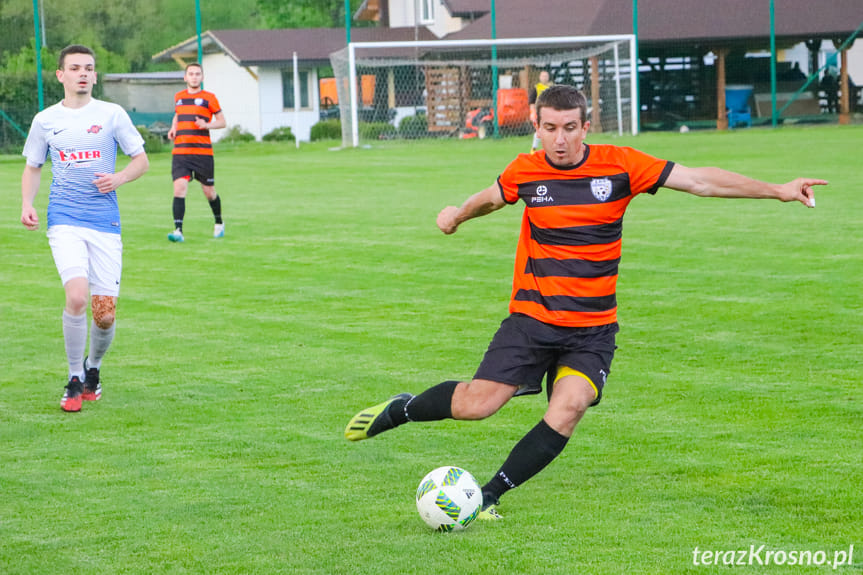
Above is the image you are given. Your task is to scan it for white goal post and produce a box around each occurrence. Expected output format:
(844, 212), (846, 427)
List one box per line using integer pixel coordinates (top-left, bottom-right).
(330, 35), (638, 148)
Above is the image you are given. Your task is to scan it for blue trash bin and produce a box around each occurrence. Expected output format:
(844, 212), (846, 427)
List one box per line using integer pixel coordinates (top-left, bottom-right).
(725, 85), (753, 128)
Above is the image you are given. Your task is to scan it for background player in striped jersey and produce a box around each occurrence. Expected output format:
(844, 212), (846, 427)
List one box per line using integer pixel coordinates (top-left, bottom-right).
(345, 85), (826, 518)
(21, 44), (149, 412)
(167, 63), (226, 242)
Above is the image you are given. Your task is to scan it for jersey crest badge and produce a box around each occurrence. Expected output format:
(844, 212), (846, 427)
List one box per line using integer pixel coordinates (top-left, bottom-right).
(590, 178), (613, 202)
(195, 98), (204, 106)
(86, 125), (102, 134)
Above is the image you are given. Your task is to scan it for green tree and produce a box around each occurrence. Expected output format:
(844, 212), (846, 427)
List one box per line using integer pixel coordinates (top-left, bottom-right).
(0, 40), (125, 147)
(0, 42), (64, 149)
(0, 0), (264, 146)
(131, 0), (263, 71)
(0, 0), (35, 58)
(1, 0), (263, 72)
(256, 0), (365, 28)
(2, 40), (129, 74)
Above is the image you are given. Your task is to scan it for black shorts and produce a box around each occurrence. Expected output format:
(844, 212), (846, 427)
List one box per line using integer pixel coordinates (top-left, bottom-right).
(172, 154), (215, 185)
(474, 313), (618, 405)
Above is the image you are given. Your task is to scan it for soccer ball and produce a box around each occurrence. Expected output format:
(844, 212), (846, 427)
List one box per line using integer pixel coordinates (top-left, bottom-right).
(415, 466), (482, 532)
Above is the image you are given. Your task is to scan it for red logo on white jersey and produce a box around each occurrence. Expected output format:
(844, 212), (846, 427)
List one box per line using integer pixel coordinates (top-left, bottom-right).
(58, 149), (102, 162)
(87, 125), (102, 134)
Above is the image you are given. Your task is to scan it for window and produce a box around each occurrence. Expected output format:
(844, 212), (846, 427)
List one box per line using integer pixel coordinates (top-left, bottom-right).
(282, 69), (310, 109)
(419, 0), (434, 24)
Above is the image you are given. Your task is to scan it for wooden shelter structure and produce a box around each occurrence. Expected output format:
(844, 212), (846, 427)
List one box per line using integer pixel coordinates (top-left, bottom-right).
(446, 0), (862, 128)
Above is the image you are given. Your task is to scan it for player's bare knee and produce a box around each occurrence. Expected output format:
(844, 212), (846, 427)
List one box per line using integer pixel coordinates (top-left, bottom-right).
(93, 313), (115, 330)
(65, 300), (87, 316)
(451, 380), (513, 420)
(565, 392), (594, 418)
(65, 293), (88, 315)
(63, 277), (89, 314)
(91, 296), (116, 329)
(546, 377), (595, 435)
(544, 400), (588, 437)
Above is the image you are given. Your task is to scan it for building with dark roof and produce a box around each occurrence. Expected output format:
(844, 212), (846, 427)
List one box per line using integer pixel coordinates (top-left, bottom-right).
(150, 0), (862, 141)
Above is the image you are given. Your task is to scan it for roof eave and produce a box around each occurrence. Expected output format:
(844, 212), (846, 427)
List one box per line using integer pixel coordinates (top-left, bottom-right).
(151, 31), (241, 64)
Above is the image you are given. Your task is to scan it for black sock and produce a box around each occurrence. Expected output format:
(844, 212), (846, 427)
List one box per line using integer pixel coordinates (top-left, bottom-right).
(209, 195), (222, 224)
(173, 197), (185, 231)
(389, 380), (459, 426)
(482, 419), (569, 505)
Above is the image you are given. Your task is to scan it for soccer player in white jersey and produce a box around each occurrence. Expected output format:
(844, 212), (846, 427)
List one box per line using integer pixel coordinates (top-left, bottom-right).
(20, 44), (149, 412)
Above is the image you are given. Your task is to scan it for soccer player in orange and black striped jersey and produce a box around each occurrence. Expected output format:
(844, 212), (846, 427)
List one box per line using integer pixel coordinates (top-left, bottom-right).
(166, 62), (226, 243)
(345, 85), (826, 519)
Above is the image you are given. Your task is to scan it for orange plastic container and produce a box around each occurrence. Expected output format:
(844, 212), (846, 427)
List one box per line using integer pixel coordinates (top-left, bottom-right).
(319, 78), (339, 105)
(360, 75), (375, 106)
(318, 75), (376, 106)
(497, 88), (529, 127)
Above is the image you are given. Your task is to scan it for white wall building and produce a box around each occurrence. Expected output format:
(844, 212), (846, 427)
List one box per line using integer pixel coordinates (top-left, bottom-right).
(355, 0), (488, 38)
(152, 27), (437, 142)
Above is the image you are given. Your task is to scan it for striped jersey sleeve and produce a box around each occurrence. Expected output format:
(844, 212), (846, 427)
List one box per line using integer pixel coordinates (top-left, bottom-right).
(172, 89), (221, 156)
(497, 145), (673, 327)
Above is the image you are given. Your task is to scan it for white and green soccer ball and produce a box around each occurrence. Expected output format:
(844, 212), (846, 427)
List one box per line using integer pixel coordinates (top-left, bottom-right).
(415, 466), (482, 532)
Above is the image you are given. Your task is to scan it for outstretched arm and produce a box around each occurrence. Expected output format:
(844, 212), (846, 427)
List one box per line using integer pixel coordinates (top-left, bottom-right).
(437, 184), (507, 235)
(664, 164), (826, 208)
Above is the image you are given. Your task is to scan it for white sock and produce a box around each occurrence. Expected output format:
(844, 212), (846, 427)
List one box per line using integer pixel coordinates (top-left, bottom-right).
(63, 311), (87, 379)
(88, 321), (115, 369)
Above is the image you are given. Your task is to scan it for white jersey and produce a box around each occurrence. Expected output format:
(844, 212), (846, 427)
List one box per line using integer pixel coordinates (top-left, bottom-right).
(22, 98), (145, 235)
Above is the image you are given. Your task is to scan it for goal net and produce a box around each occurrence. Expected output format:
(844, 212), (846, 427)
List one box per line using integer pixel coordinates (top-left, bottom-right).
(329, 35), (637, 148)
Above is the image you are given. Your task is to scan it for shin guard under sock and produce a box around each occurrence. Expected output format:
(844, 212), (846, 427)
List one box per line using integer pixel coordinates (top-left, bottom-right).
(172, 197), (186, 231)
(389, 380), (459, 425)
(209, 195), (222, 224)
(63, 311), (87, 378)
(482, 418), (569, 505)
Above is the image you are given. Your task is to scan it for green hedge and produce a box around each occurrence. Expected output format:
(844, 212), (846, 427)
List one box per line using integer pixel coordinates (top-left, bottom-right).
(399, 114), (428, 139)
(359, 122), (397, 140)
(218, 125), (256, 144)
(310, 119), (341, 141)
(136, 126), (164, 154)
(263, 126), (295, 142)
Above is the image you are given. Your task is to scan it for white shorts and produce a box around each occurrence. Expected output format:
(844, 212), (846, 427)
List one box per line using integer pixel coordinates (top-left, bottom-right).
(47, 225), (123, 297)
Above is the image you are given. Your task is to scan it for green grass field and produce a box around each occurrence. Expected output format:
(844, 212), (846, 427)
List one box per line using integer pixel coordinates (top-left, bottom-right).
(1, 126), (861, 574)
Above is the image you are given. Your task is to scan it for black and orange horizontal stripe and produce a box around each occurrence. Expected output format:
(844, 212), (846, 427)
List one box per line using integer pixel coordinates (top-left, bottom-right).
(172, 89), (221, 156)
(497, 145), (674, 327)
